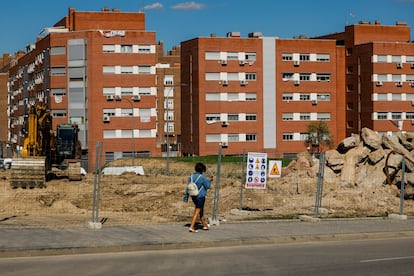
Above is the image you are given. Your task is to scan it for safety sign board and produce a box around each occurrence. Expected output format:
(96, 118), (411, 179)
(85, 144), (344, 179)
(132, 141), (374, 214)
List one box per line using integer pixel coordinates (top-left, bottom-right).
(268, 160), (282, 178)
(245, 152), (267, 189)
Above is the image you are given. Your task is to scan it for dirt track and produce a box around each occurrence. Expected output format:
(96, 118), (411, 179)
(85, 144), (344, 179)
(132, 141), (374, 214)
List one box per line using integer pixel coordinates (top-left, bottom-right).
(0, 158), (413, 228)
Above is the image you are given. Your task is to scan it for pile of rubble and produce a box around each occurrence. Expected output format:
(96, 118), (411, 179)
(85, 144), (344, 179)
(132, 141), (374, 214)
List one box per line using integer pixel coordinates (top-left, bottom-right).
(323, 127), (414, 197)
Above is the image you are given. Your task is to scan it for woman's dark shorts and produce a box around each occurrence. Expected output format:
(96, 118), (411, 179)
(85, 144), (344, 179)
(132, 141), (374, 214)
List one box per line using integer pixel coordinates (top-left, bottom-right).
(191, 196), (206, 209)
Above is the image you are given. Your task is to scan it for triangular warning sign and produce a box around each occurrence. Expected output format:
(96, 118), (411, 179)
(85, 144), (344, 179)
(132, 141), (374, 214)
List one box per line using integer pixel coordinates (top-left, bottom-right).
(270, 163), (280, 175)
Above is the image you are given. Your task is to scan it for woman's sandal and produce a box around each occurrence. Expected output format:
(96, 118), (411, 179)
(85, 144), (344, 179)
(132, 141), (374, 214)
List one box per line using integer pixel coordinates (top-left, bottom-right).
(189, 228), (199, 233)
(202, 226), (209, 230)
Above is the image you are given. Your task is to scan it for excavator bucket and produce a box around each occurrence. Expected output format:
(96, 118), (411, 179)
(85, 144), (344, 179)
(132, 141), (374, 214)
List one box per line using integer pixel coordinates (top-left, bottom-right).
(10, 157), (46, 188)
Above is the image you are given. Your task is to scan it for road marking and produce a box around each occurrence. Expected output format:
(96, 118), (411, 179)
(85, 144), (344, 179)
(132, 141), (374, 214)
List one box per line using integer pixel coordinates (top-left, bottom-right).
(360, 255), (414, 263)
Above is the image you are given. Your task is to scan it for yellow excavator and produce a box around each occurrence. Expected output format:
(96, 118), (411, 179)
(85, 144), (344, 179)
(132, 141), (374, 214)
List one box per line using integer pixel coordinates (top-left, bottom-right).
(10, 104), (82, 188)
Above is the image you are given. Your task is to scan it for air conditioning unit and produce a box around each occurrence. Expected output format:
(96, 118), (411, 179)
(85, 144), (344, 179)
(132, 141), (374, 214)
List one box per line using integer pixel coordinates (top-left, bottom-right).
(411, 119), (414, 125)
(103, 115), (110, 123)
(221, 121), (229, 127)
(396, 63), (403, 69)
(222, 79), (228, 86)
(294, 80), (300, 86)
(239, 60), (245, 66)
(376, 81), (383, 86)
(240, 80), (247, 86)
(411, 63), (414, 69)
(115, 95), (122, 101)
(132, 95), (141, 102)
(221, 141), (228, 148)
(410, 81), (414, 87)
(312, 100), (318, 105)
(396, 81), (403, 87)
(220, 59), (227, 65)
(106, 95), (114, 101)
(411, 100), (414, 106)
(293, 60), (300, 66)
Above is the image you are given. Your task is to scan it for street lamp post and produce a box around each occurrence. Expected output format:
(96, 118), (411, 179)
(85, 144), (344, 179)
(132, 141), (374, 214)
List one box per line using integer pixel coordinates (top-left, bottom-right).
(124, 98), (135, 166)
(165, 86), (174, 175)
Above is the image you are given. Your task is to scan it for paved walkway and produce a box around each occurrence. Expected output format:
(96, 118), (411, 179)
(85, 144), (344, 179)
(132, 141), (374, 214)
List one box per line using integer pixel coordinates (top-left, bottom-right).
(0, 217), (413, 257)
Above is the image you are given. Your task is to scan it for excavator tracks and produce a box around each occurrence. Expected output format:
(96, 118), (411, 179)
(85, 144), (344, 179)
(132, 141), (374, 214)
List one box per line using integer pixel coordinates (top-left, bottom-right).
(10, 157), (46, 188)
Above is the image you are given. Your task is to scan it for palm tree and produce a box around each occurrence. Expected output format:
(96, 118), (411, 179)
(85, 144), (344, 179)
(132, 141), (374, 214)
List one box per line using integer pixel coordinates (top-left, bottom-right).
(305, 121), (334, 153)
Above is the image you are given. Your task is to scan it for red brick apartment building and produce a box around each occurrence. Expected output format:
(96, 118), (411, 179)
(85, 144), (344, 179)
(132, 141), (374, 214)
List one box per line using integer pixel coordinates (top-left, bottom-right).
(8, 8), (158, 171)
(318, 21), (414, 137)
(181, 32), (346, 158)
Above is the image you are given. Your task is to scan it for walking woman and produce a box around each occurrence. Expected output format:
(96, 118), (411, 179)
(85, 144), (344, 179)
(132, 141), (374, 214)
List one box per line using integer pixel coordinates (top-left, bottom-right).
(183, 162), (212, 232)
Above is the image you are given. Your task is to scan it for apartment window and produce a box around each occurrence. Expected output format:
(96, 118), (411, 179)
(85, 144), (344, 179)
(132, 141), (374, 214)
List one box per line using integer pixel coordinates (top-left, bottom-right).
(347, 84), (354, 92)
(300, 113), (311, 120)
(51, 88), (66, 96)
(299, 73), (311, 81)
(228, 114), (239, 121)
(282, 73), (294, 80)
(205, 52), (220, 60)
(228, 134), (239, 142)
(206, 134), (221, 142)
(246, 134), (257, 141)
(347, 103), (353, 110)
(246, 114), (257, 121)
(50, 67), (66, 76)
(103, 109), (116, 116)
(299, 54), (310, 61)
(282, 93), (293, 101)
(347, 66), (353, 74)
(300, 133), (309, 141)
(377, 74), (388, 81)
(139, 130), (152, 138)
(300, 94), (310, 101)
(406, 112), (414, 119)
(282, 53), (293, 61)
(227, 73), (239, 80)
(407, 56), (414, 62)
(245, 73), (256, 81)
(377, 112), (388, 120)
(227, 93), (239, 101)
(164, 110), (174, 121)
(121, 66), (133, 74)
(206, 93), (220, 101)
(103, 130), (116, 139)
(206, 114), (221, 122)
(391, 56), (402, 63)
(282, 113), (293, 121)
(317, 113), (331, 120)
(392, 74), (402, 82)
(316, 73), (331, 82)
(377, 93), (387, 101)
(138, 45), (151, 53)
(69, 67), (85, 80)
(317, 94), (330, 101)
(316, 54), (330, 61)
(407, 94), (414, 101)
(282, 133), (294, 141)
(103, 87), (116, 95)
(139, 109), (151, 122)
(227, 52), (238, 60)
(164, 75), (174, 85)
(139, 87), (152, 95)
(103, 66), (115, 74)
(120, 45), (133, 53)
(245, 93), (257, 101)
(121, 108), (133, 116)
(346, 48), (353, 56)
(245, 52), (256, 60)
(52, 110), (66, 117)
(138, 65), (151, 74)
(205, 72), (220, 80)
(102, 45), (115, 53)
(347, 121), (354, 128)
(406, 75), (414, 81)
(50, 46), (66, 55)
(392, 112), (402, 120)
(121, 87), (133, 95)
(377, 55), (387, 62)
(392, 94), (402, 101)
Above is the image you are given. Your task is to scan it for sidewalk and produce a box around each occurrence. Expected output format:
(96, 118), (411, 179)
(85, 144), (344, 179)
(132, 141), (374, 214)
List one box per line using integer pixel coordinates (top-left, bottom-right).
(0, 217), (413, 257)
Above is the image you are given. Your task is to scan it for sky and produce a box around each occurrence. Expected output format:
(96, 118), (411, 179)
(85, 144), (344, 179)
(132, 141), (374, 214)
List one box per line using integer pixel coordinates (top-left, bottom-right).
(1, 0), (414, 54)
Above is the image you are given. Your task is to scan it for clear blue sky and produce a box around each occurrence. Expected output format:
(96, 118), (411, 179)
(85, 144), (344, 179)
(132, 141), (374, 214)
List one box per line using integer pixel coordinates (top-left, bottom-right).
(1, 0), (414, 54)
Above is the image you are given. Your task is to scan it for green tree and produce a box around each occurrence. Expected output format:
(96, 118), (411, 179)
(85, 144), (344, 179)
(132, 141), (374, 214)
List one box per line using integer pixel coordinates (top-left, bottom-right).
(305, 121), (334, 153)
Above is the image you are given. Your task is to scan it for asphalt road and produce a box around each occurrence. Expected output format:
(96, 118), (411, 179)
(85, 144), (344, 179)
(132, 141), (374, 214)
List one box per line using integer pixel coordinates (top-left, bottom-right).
(1, 237), (413, 276)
